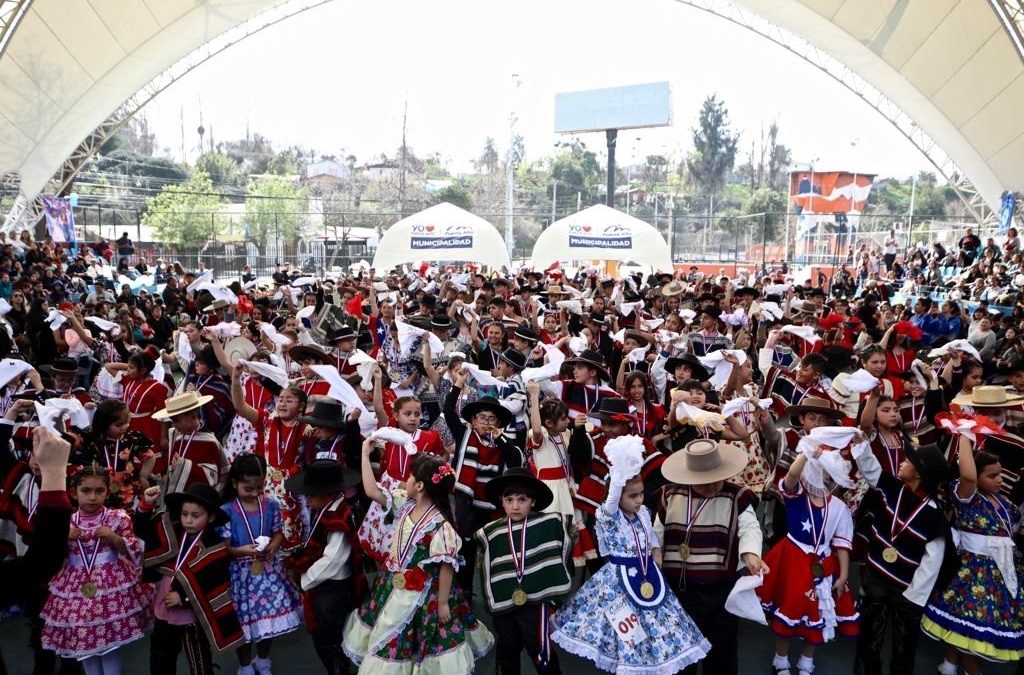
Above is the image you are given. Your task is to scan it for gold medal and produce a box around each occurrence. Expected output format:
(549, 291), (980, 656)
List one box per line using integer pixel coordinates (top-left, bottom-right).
(639, 581), (655, 599)
(511, 588), (528, 606)
(250, 559), (264, 576)
(81, 582), (97, 599)
(810, 560), (825, 578)
(584, 422), (595, 433)
(270, 469), (284, 482)
(678, 543), (690, 561)
(882, 546), (899, 564)
(392, 573), (406, 590)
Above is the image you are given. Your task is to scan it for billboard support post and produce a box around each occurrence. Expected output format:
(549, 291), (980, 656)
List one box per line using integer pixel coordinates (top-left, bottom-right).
(606, 129), (617, 208)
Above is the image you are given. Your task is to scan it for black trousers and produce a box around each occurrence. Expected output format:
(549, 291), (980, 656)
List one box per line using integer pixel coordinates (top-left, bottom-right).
(493, 605), (560, 675)
(676, 581), (738, 675)
(149, 619), (214, 675)
(28, 616), (81, 675)
(856, 569), (923, 675)
(309, 578), (355, 675)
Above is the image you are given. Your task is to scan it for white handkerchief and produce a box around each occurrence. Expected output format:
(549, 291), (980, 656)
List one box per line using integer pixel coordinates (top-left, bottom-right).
(85, 316), (117, 332)
(698, 350), (747, 390)
(781, 325), (819, 345)
(310, 365), (370, 417)
(254, 536), (270, 552)
(764, 283), (791, 296)
(626, 346), (648, 364)
(604, 435), (645, 487)
(930, 339), (983, 363)
(843, 368), (880, 394)
(720, 397), (771, 417)
(260, 322), (292, 347)
(556, 300), (582, 315)
(641, 317), (665, 331)
(186, 271), (213, 293)
(567, 336), (588, 356)
(725, 574), (768, 625)
(197, 282), (237, 305)
(36, 398), (91, 430)
(611, 329), (626, 344)
(0, 298), (10, 317)
(463, 363), (506, 388)
(679, 309), (697, 324)
(296, 305), (317, 321)
(46, 310), (66, 331)
(0, 359), (31, 389)
(370, 427), (416, 455)
(238, 359), (289, 390)
(721, 307), (747, 327)
(176, 332), (194, 364)
(395, 320), (444, 358)
(758, 301), (784, 321)
(291, 277), (315, 288)
(206, 322), (241, 340)
(619, 301), (643, 317)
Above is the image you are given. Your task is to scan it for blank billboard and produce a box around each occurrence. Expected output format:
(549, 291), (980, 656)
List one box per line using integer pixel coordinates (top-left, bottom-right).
(554, 82), (672, 134)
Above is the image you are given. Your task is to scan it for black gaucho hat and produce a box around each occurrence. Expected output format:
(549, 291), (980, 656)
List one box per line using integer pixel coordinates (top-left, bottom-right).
(484, 467), (554, 511)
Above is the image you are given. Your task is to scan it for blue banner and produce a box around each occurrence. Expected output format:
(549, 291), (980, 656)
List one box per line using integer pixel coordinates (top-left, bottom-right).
(410, 236), (473, 250)
(999, 192), (1017, 236)
(569, 235), (632, 249)
(42, 196), (76, 245)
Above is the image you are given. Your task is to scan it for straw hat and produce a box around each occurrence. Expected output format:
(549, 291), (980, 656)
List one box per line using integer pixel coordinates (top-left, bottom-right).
(786, 397), (843, 427)
(661, 439), (748, 485)
(952, 385), (1024, 408)
(661, 280), (686, 297)
(153, 391), (214, 421)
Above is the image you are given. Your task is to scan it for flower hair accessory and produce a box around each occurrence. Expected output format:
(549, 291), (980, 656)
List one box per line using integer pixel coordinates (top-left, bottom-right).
(431, 464), (455, 485)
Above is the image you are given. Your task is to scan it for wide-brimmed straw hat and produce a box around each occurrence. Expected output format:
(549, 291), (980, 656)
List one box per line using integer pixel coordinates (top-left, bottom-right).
(786, 397), (844, 427)
(661, 280), (686, 297)
(952, 385), (1024, 408)
(484, 467), (554, 511)
(152, 391), (214, 421)
(662, 439), (748, 485)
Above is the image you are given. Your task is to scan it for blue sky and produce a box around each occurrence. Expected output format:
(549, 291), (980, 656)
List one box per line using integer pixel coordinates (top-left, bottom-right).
(142, 0), (933, 180)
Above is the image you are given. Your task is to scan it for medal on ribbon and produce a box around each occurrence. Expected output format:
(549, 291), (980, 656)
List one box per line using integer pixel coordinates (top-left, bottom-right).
(507, 515), (529, 606)
(237, 497), (265, 576)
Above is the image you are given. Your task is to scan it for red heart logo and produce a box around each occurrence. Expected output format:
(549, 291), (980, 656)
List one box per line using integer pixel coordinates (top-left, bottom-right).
(582, 225), (591, 232)
(425, 224), (435, 233)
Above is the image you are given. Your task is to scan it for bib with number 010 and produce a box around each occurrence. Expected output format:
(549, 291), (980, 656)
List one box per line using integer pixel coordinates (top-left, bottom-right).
(605, 601), (648, 645)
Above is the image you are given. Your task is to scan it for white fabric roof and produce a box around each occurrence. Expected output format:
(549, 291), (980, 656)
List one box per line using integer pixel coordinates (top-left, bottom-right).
(735, 0), (1024, 211)
(0, 0), (281, 199)
(0, 0), (1021, 213)
(530, 204), (673, 272)
(371, 202), (511, 271)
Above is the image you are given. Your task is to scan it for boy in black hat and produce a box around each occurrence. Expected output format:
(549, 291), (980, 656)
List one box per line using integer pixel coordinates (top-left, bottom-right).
(326, 326), (358, 377)
(495, 347), (529, 448)
(851, 439), (950, 675)
(688, 306), (732, 357)
(475, 469), (572, 675)
(299, 400), (363, 467)
(283, 460), (364, 675)
(136, 483), (243, 675)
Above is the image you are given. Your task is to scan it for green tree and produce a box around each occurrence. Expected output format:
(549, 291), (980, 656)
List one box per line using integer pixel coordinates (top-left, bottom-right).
(142, 171), (224, 246)
(686, 95), (739, 200)
(245, 176), (307, 248)
(744, 187), (789, 241)
(195, 152), (244, 188)
(434, 181), (473, 210)
(474, 138), (500, 174)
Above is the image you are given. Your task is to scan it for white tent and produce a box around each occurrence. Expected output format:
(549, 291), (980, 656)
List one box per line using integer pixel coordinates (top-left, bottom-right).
(371, 203), (510, 271)
(530, 204), (673, 272)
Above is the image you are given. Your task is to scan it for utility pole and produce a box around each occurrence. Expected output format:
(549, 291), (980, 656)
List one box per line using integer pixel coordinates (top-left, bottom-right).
(550, 180), (557, 226)
(399, 98), (408, 217)
(505, 74), (520, 258)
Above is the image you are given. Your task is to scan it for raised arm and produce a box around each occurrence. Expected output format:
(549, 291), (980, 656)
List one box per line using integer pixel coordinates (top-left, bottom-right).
(229, 364), (260, 425)
(859, 390), (879, 437)
(361, 438), (387, 507)
(527, 380), (544, 446)
(954, 434), (976, 500)
(443, 368), (469, 444)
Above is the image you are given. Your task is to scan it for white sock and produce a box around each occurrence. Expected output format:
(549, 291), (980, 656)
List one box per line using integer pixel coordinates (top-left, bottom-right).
(101, 650), (123, 675)
(238, 666), (255, 675)
(797, 654), (814, 674)
(773, 654), (792, 673)
(937, 660), (958, 675)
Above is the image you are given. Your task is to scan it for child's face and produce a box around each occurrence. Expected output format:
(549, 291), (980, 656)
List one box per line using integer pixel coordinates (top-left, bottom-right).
(543, 315), (557, 332)
(964, 368), (983, 390)
(547, 413), (570, 434)
(502, 493), (535, 522)
(801, 411), (830, 432)
(673, 365), (691, 382)
(896, 459), (919, 484)
(496, 362), (515, 378)
(315, 426), (334, 440)
(403, 474), (424, 498)
(472, 411), (500, 436)
(573, 364), (596, 384)
(687, 388), (707, 407)
(234, 475), (263, 501)
(276, 392), (304, 420)
(602, 420), (630, 439)
(107, 409), (130, 439)
(906, 379), (925, 398)
(126, 363), (143, 379)
(618, 478), (644, 515)
(628, 380), (646, 401)
(977, 462), (1003, 495)
(170, 412), (199, 433)
(76, 476), (109, 514)
(307, 493), (331, 510)
(395, 402), (422, 432)
(864, 352), (887, 378)
(179, 501), (211, 533)
(876, 400), (902, 429)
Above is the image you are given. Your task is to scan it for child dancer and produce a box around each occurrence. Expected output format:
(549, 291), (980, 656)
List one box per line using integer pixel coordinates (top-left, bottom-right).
(221, 455), (303, 675)
(284, 460), (365, 675)
(922, 434), (1024, 673)
(475, 468), (573, 674)
(136, 483), (244, 675)
(851, 439), (949, 675)
(551, 435), (711, 674)
(343, 444), (493, 672)
(525, 380), (576, 524)
(39, 465), (150, 675)
(358, 396), (444, 563)
(756, 436), (859, 675)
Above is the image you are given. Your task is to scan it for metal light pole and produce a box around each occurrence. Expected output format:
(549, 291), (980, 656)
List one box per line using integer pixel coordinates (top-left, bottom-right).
(550, 180), (558, 226)
(505, 74), (520, 259)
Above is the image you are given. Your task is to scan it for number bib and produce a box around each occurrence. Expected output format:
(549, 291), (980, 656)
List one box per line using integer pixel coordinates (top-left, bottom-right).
(605, 601), (648, 645)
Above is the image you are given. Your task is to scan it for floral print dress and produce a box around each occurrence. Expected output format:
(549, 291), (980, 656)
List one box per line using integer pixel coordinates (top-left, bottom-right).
(922, 483), (1024, 661)
(343, 489), (493, 674)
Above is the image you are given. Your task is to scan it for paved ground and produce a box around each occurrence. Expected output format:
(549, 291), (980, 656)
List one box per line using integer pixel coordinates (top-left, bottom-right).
(3, 571), (1019, 675)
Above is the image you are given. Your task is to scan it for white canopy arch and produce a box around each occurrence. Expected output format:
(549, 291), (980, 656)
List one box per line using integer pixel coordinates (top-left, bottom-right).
(371, 202), (511, 271)
(530, 204), (673, 272)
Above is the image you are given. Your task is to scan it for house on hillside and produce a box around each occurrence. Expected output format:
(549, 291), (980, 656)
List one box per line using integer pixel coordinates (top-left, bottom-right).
(305, 159), (351, 190)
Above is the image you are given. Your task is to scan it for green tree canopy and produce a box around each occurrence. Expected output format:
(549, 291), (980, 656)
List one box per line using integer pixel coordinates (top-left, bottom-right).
(434, 181), (473, 210)
(687, 95), (739, 199)
(195, 152), (245, 189)
(244, 175), (307, 248)
(142, 171), (224, 246)
(744, 187), (789, 241)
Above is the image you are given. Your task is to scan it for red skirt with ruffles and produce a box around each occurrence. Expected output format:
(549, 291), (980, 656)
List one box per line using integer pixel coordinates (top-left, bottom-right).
(756, 537), (859, 644)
